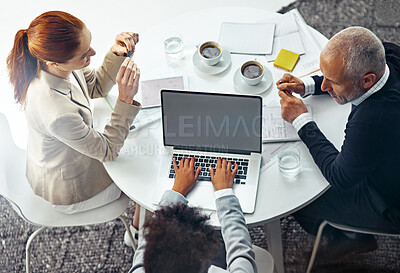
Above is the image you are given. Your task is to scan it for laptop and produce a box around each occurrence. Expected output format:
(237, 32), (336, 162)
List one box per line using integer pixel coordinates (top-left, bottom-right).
(153, 90), (262, 213)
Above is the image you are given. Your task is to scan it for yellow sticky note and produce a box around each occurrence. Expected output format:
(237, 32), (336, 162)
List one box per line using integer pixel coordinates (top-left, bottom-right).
(273, 49), (300, 71)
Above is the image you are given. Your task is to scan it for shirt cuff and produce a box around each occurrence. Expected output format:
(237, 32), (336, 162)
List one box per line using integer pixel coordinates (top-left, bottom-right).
(170, 189), (186, 199)
(301, 77), (315, 98)
(214, 188), (235, 199)
(292, 112), (313, 132)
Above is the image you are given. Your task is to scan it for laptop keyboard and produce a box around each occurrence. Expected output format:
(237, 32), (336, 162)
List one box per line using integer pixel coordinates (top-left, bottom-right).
(169, 153), (249, 185)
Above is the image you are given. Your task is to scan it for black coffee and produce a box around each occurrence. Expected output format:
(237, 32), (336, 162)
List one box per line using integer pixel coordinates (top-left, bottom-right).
(242, 64), (263, 79)
(201, 46), (220, 59)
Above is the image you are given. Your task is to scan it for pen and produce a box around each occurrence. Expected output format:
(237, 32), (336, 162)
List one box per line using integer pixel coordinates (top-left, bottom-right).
(298, 68), (320, 78)
(278, 67), (321, 87)
(277, 81), (291, 95)
(124, 50), (133, 58)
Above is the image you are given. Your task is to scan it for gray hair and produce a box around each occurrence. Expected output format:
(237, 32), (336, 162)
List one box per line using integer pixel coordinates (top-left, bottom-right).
(321, 26), (386, 83)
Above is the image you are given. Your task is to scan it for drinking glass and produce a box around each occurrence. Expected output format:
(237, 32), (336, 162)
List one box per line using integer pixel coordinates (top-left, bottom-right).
(278, 147), (300, 178)
(163, 31), (184, 59)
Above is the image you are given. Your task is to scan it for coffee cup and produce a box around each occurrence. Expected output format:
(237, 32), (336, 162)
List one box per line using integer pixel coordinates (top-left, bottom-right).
(240, 61), (264, 86)
(198, 41), (222, 66)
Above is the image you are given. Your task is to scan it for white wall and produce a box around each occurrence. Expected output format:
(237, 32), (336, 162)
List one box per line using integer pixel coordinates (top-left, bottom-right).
(0, 0), (294, 147)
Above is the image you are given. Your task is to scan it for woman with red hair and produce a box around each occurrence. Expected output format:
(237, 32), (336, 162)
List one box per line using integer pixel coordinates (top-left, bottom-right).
(7, 10), (141, 244)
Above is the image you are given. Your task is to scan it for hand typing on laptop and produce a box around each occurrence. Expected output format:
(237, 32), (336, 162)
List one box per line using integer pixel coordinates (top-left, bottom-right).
(130, 156), (258, 273)
(209, 158), (239, 191)
(171, 157), (239, 195)
(154, 90), (262, 213)
(171, 157), (202, 196)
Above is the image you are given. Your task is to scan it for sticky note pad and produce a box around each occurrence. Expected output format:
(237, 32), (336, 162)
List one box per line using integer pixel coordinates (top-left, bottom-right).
(273, 49), (300, 71)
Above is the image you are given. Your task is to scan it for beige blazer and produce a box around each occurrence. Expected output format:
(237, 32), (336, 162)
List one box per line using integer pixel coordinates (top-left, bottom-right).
(25, 50), (140, 205)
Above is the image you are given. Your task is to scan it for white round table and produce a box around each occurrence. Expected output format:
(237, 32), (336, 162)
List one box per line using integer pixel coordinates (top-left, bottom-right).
(94, 7), (351, 273)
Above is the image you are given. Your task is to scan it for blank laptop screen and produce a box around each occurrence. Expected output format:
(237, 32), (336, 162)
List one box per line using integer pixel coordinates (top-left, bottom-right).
(161, 90), (262, 154)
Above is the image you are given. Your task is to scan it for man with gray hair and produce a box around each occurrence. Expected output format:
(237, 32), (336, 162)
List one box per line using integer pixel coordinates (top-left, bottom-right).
(277, 26), (400, 261)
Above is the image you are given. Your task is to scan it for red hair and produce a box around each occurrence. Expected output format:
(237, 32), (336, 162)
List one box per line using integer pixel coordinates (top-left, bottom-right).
(6, 11), (85, 104)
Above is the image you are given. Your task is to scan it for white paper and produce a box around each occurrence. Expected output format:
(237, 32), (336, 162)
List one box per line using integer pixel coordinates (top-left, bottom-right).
(265, 32), (306, 61)
(129, 107), (161, 132)
(141, 76), (184, 107)
(218, 22), (275, 54)
(260, 142), (293, 172)
(262, 104), (312, 142)
(289, 9), (324, 78)
(258, 12), (298, 37)
(258, 12), (305, 61)
(264, 9), (323, 82)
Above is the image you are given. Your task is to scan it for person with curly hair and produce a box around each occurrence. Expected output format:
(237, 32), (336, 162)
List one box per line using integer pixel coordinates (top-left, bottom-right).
(129, 157), (258, 273)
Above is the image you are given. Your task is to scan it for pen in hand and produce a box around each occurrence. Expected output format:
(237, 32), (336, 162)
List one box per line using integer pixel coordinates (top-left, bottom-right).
(278, 81), (292, 95)
(124, 50), (133, 58)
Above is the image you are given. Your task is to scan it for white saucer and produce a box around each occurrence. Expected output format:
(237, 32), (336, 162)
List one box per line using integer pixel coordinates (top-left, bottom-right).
(233, 67), (273, 95)
(192, 48), (231, 75)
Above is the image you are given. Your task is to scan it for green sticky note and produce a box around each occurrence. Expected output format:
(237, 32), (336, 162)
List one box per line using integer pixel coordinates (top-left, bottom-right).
(273, 49), (300, 71)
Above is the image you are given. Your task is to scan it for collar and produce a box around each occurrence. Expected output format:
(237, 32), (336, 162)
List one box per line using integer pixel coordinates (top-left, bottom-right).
(39, 70), (90, 109)
(39, 70), (72, 95)
(352, 64), (390, 106)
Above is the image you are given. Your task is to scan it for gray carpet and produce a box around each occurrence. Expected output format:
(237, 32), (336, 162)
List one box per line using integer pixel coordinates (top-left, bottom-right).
(1, 1), (400, 272)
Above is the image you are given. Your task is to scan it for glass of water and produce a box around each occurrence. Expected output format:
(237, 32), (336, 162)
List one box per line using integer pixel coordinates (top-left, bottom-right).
(278, 147), (301, 178)
(163, 31), (184, 59)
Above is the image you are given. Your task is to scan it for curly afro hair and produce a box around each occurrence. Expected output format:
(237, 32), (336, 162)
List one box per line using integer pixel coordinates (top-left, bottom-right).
(143, 203), (222, 273)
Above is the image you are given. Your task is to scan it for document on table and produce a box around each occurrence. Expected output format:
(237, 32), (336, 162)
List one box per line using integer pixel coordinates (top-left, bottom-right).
(288, 9), (323, 78)
(265, 32), (305, 61)
(105, 76), (185, 108)
(263, 9), (323, 82)
(262, 104), (312, 143)
(104, 93), (163, 132)
(218, 22), (275, 54)
(260, 142), (293, 173)
(141, 76), (184, 107)
(258, 12), (306, 61)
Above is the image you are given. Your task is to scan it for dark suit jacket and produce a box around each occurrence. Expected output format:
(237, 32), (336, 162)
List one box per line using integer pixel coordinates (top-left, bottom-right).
(299, 42), (400, 213)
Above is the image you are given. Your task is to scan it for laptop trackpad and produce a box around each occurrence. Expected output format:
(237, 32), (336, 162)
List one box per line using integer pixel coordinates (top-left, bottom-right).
(186, 182), (216, 211)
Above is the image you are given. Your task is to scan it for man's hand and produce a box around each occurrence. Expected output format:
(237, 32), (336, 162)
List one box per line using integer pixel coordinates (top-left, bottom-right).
(278, 90), (308, 124)
(116, 58), (140, 104)
(276, 73), (305, 95)
(209, 158), (238, 191)
(172, 157), (202, 196)
(111, 32), (139, 57)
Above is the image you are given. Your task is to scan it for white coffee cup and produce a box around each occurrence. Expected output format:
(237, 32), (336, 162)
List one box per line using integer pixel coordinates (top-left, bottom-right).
(240, 61), (264, 86)
(198, 41), (222, 66)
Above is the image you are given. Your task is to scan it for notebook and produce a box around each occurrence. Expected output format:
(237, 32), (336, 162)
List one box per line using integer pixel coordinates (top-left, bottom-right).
(153, 90), (262, 213)
(218, 22), (275, 55)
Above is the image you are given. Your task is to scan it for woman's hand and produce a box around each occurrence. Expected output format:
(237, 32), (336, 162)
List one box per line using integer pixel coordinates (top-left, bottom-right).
(111, 32), (139, 57)
(116, 58), (140, 104)
(209, 158), (238, 191)
(172, 157), (202, 196)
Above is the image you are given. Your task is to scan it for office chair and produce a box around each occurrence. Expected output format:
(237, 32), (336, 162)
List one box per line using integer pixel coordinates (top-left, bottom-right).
(0, 113), (136, 273)
(253, 245), (277, 273)
(306, 220), (400, 273)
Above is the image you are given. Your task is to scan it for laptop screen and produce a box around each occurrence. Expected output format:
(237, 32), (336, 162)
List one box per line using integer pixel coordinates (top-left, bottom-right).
(161, 90), (262, 154)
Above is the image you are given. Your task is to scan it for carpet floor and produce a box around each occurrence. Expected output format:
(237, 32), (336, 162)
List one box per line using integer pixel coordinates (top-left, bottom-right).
(1, 0), (400, 272)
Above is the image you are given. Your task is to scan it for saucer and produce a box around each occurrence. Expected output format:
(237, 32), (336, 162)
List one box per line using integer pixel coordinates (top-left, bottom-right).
(233, 67), (273, 95)
(192, 48), (231, 75)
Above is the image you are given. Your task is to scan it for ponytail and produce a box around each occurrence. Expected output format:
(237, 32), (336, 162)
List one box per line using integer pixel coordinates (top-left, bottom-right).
(7, 29), (38, 105)
(6, 11), (85, 105)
